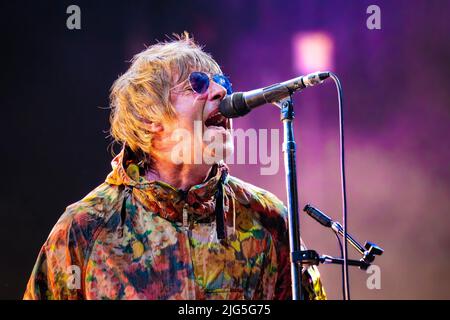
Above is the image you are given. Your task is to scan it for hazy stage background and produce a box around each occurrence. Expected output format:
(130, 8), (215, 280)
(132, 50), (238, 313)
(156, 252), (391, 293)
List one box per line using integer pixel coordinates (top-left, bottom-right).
(1, 0), (449, 299)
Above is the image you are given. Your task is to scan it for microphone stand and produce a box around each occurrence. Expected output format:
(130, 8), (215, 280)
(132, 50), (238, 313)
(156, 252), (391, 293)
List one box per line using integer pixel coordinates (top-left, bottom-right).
(277, 95), (305, 300)
(276, 96), (384, 300)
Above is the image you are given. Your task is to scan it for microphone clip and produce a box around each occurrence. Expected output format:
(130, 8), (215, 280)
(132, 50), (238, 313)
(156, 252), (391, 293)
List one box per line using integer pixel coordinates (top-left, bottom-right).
(361, 241), (384, 266)
(275, 95), (295, 122)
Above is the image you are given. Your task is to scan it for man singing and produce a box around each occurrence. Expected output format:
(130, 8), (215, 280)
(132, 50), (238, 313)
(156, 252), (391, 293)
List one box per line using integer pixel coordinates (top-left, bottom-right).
(24, 34), (326, 300)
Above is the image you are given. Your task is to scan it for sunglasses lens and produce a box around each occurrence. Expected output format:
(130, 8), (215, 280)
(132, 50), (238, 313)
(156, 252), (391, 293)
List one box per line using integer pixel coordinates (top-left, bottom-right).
(213, 74), (233, 95)
(189, 72), (210, 94)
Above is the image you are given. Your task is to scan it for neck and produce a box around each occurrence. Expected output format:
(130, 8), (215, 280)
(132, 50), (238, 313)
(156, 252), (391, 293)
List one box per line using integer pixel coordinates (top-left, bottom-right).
(144, 156), (211, 191)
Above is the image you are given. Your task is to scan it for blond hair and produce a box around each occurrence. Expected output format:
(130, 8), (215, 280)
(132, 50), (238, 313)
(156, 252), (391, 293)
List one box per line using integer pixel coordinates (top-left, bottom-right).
(109, 32), (222, 162)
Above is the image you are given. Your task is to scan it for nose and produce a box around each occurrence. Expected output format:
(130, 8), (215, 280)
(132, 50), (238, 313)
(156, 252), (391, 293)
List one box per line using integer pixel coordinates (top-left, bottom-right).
(208, 80), (226, 102)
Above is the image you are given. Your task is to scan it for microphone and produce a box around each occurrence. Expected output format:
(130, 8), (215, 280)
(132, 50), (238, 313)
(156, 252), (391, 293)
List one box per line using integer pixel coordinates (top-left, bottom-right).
(303, 204), (333, 228)
(304, 204), (384, 265)
(303, 204), (366, 255)
(219, 71), (330, 118)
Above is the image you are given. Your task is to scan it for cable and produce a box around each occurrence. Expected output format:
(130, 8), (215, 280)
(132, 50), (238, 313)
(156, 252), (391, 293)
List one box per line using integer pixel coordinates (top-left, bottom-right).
(334, 231), (345, 300)
(329, 72), (350, 300)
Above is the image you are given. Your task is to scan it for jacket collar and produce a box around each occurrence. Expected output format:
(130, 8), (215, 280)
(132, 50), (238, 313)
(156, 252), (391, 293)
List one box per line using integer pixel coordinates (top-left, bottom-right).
(105, 146), (231, 224)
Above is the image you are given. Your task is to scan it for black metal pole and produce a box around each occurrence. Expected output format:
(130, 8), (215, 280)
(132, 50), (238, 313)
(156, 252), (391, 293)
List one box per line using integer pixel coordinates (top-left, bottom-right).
(279, 96), (303, 300)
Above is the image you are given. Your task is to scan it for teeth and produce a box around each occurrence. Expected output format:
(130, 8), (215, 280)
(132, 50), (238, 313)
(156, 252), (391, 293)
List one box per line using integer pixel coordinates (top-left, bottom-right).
(208, 110), (221, 119)
(205, 111), (228, 128)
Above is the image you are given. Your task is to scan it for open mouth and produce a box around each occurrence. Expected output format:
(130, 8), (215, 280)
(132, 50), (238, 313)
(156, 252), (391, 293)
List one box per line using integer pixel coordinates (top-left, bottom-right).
(205, 109), (229, 130)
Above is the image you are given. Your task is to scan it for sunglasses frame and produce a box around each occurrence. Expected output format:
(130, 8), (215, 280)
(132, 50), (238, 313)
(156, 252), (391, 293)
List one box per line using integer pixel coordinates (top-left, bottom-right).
(188, 71), (233, 95)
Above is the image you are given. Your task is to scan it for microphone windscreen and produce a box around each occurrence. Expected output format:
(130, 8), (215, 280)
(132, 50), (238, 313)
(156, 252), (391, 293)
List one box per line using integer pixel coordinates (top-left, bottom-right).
(303, 204), (333, 228)
(219, 93), (249, 118)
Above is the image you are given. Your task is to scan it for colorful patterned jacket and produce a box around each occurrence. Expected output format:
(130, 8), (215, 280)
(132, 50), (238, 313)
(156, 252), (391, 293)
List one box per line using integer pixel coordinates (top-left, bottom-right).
(24, 147), (326, 300)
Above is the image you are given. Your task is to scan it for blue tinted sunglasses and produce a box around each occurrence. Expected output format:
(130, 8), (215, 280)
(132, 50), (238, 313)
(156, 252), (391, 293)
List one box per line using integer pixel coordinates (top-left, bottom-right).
(188, 71), (233, 95)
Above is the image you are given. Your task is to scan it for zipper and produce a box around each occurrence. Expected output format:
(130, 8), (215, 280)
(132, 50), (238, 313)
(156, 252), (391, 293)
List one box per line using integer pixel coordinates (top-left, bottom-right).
(182, 203), (189, 230)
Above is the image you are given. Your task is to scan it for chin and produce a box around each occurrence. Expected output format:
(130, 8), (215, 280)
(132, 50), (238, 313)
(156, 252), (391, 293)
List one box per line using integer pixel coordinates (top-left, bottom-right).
(221, 141), (234, 163)
(202, 135), (234, 165)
